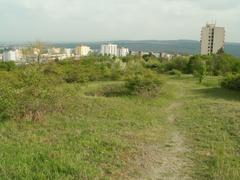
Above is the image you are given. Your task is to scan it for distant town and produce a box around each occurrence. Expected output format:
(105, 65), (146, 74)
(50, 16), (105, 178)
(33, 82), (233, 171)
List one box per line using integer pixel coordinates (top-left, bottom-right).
(0, 23), (229, 63)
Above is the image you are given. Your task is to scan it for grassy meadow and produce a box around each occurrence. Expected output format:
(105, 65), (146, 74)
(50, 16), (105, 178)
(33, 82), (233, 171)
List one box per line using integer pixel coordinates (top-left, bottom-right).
(0, 55), (240, 179)
(0, 74), (239, 179)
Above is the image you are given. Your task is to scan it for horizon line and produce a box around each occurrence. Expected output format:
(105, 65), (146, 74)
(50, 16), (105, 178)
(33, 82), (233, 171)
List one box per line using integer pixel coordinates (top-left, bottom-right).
(0, 39), (240, 44)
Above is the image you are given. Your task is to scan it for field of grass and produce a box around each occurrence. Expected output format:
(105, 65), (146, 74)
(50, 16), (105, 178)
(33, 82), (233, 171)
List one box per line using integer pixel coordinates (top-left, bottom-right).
(175, 76), (240, 179)
(0, 75), (240, 179)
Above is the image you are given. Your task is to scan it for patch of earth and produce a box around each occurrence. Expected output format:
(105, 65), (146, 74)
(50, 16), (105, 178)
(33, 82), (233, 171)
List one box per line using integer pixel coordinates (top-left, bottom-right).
(126, 102), (193, 180)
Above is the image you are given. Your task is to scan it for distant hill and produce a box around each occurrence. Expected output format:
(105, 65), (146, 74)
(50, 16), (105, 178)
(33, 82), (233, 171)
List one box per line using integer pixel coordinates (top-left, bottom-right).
(54, 40), (240, 57)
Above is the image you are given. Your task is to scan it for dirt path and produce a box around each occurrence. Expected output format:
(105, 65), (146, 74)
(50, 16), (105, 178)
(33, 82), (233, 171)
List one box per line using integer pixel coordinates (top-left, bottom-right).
(131, 102), (192, 180)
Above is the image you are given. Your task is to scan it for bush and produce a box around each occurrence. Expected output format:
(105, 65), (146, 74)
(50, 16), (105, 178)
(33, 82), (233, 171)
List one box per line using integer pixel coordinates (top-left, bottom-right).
(0, 86), (17, 122)
(125, 73), (162, 97)
(0, 66), (68, 122)
(165, 57), (189, 73)
(188, 54), (240, 76)
(85, 84), (127, 97)
(168, 69), (182, 78)
(221, 74), (240, 90)
(64, 69), (89, 83)
(208, 54), (240, 76)
(0, 61), (16, 71)
(144, 60), (164, 73)
(16, 86), (67, 121)
(193, 61), (207, 83)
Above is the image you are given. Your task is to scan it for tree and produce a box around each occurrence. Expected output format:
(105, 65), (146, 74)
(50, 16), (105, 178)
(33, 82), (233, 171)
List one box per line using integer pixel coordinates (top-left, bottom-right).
(187, 55), (202, 74)
(0, 61), (16, 71)
(33, 41), (46, 63)
(142, 53), (156, 62)
(217, 47), (225, 55)
(194, 61), (207, 83)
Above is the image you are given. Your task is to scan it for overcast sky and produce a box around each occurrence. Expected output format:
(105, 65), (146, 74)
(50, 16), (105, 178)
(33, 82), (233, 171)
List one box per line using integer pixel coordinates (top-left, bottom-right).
(0, 0), (240, 42)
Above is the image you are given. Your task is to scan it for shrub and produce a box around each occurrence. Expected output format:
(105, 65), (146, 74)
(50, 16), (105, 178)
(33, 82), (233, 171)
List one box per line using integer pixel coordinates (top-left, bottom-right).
(168, 69), (182, 78)
(3, 66), (68, 122)
(0, 86), (17, 122)
(64, 69), (89, 83)
(85, 84), (127, 97)
(42, 63), (59, 75)
(221, 74), (240, 91)
(165, 57), (189, 73)
(187, 55), (204, 74)
(193, 61), (207, 84)
(0, 61), (16, 71)
(125, 73), (162, 97)
(110, 59), (126, 80)
(144, 60), (164, 73)
(16, 86), (67, 121)
(42, 64), (64, 85)
(208, 54), (240, 76)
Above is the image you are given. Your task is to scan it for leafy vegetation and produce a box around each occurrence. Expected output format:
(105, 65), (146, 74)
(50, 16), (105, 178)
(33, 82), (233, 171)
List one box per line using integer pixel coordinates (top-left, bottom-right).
(221, 74), (240, 90)
(0, 61), (16, 71)
(175, 76), (240, 179)
(125, 72), (162, 97)
(0, 53), (240, 179)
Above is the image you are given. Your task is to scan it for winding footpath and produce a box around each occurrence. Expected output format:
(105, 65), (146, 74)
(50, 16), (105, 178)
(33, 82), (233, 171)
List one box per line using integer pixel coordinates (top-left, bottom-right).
(131, 81), (193, 180)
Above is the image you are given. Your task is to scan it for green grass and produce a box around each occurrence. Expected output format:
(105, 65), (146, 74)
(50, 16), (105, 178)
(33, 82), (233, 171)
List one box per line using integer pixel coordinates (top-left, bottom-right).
(0, 75), (240, 179)
(174, 76), (240, 179)
(0, 80), (173, 179)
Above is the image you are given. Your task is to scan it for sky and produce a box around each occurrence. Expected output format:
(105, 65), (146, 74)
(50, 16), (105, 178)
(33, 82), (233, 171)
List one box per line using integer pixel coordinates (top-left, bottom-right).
(0, 0), (240, 42)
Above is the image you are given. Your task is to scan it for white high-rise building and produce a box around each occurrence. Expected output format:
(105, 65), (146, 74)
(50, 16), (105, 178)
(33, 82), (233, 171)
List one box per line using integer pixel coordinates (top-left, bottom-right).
(201, 23), (225, 55)
(64, 48), (73, 57)
(118, 47), (129, 57)
(101, 44), (118, 56)
(3, 49), (23, 62)
(75, 46), (92, 57)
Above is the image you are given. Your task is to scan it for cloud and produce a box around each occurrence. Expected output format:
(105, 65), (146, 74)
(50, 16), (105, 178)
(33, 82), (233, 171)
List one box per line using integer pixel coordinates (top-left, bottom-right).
(166, 0), (240, 10)
(0, 0), (239, 42)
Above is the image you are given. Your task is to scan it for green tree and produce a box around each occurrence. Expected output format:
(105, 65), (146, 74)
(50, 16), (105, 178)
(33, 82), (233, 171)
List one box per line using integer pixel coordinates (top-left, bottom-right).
(217, 47), (225, 55)
(187, 55), (203, 74)
(0, 61), (16, 71)
(194, 61), (207, 83)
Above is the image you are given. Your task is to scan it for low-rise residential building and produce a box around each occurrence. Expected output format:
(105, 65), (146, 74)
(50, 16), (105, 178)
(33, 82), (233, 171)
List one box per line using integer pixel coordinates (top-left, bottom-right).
(48, 47), (61, 55)
(0, 54), (2, 61)
(160, 52), (174, 60)
(49, 54), (68, 61)
(33, 48), (40, 56)
(152, 52), (160, 58)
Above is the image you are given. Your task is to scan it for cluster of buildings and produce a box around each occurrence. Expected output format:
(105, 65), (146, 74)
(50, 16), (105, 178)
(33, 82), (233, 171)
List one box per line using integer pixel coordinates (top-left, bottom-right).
(41, 45), (93, 61)
(100, 44), (129, 57)
(0, 44), (130, 63)
(0, 45), (93, 63)
(99, 23), (226, 58)
(0, 23), (226, 63)
(1, 49), (23, 62)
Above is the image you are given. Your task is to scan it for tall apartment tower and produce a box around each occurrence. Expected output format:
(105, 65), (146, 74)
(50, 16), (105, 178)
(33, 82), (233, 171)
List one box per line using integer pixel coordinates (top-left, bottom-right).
(200, 23), (225, 55)
(101, 44), (118, 56)
(118, 47), (129, 57)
